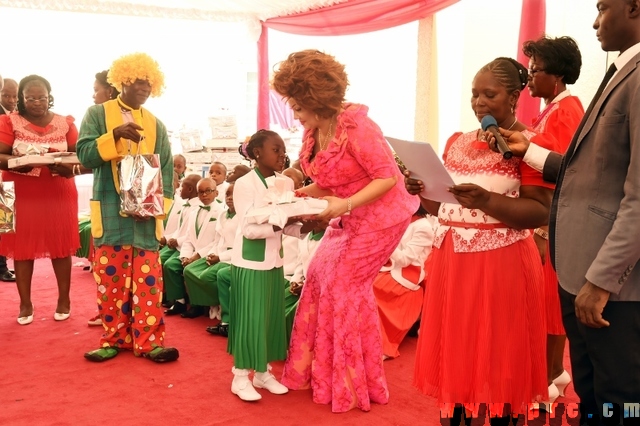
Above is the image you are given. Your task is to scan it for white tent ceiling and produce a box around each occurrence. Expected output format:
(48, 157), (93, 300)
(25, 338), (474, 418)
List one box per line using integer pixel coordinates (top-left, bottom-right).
(0, 0), (348, 21)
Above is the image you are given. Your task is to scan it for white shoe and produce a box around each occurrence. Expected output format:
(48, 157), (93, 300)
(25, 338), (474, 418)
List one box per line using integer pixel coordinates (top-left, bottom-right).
(17, 305), (34, 326)
(530, 383), (560, 413)
(253, 370), (288, 395)
(552, 370), (571, 396)
(231, 368), (262, 401)
(54, 311), (71, 321)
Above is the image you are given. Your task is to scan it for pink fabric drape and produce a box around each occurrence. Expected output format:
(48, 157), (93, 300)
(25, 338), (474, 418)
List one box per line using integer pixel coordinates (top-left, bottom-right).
(516, 0), (546, 126)
(256, 0), (460, 129)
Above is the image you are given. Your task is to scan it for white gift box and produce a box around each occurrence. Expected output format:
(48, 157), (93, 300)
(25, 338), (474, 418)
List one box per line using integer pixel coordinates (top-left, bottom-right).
(8, 152), (79, 169)
(246, 197), (328, 228)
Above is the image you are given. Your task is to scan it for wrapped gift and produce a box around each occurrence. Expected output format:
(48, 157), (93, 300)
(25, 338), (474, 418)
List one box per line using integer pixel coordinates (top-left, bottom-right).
(0, 182), (15, 234)
(118, 152), (164, 218)
(245, 173), (327, 228)
(8, 152), (79, 169)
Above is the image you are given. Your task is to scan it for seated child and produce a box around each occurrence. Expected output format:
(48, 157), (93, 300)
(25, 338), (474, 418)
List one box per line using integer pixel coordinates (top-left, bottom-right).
(281, 167), (305, 277)
(162, 175), (216, 314)
(184, 183), (238, 320)
(284, 220), (328, 342)
(372, 205), (434, 359)
(173, 154), (187, 179)
(226, 164), (251, 184)
(208, 161), (229, 205)
(165, 178), (225, 317)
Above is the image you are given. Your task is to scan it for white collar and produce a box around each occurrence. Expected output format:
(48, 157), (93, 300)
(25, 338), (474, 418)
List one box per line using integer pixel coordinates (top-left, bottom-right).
(550, 89), (571, 104)
(613, 41), (640, 74)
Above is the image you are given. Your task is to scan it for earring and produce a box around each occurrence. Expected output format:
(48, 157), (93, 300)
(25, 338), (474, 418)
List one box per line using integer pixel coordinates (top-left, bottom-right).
(554, 81), (558, 97)
(315, 114), (319, 121)
(510, 105), (515, 114)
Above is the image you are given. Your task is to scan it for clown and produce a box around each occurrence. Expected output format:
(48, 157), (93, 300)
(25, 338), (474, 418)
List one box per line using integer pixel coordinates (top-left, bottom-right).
(76, 52), (178, 363)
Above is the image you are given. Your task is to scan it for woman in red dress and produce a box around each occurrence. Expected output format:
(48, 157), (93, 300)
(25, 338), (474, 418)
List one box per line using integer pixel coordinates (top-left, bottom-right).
(523, 35), (584, 408)
(0, 75), (80, 325)
(406, 57), (556, 425)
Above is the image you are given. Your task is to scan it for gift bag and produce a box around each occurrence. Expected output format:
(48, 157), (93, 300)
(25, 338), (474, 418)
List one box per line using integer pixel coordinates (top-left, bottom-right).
(118, 139), (164, 218)
(0, 181), (16, 233)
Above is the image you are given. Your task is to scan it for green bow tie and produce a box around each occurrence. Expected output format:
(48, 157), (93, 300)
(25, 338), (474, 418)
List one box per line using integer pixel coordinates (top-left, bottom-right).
(182, 202), (190, 207)
(199, 205), (211, 211)
(226, 211), (236, 219)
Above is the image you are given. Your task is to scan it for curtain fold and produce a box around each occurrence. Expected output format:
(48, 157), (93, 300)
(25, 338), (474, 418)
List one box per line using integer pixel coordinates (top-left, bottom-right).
(516, 0), (546, 126)
(257, 0), (460, 128)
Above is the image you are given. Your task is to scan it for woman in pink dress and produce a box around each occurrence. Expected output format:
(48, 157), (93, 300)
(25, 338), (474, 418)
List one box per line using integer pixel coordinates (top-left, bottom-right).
(523, 35), (584, 408)
(0, 75), (80, 325)
(406, 57), (556, 425)
(271, 49), (418, 413)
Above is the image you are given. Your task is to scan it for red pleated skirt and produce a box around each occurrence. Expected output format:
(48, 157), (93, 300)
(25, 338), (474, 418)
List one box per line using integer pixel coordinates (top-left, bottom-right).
(413, 232), (548, 416)
(372, 271), (424, 359)
(543, 244), (565, 335)
(0, 168), (79, 260)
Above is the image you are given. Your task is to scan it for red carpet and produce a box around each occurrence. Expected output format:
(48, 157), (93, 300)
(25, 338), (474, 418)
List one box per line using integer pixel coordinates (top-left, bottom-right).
(0, 258), (577, 425)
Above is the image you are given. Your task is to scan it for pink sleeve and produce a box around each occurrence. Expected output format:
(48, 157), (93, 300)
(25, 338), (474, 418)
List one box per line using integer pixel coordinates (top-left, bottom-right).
(346, 116), (398, 180)
(0, 115), (15, 147)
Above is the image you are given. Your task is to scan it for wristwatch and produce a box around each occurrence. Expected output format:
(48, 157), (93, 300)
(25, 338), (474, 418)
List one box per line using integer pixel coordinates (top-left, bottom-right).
(534, 228), (549, 240)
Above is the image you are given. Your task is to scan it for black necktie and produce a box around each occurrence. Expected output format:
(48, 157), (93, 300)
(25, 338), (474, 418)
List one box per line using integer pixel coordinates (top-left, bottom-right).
(564, 63), (617, 159)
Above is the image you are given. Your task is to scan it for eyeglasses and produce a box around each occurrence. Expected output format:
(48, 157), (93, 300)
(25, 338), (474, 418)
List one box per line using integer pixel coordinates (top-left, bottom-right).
(25, 96), (49, 104)
(528, 68), (546, 77)
(198, 189), (217, 196)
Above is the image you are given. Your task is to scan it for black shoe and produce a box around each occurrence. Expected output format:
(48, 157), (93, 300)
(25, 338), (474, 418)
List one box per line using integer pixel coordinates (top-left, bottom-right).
(164, 301), (187, 316)
(181, 305), (206, 318)
(161, 299), (172, 308)
(206, 323), (229, 337)
(143, 347), (179, 363)
(0, 270), (15, 282)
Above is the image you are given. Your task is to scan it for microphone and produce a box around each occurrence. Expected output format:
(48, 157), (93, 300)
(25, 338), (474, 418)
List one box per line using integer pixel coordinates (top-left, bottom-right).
(481, 115), (513, 160)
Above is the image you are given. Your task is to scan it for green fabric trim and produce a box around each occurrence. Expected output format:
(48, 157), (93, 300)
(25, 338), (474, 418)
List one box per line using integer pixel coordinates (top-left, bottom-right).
(242, 237), (266, 262)
(309, 230), (326, 241)
(253, 168), (268, 188)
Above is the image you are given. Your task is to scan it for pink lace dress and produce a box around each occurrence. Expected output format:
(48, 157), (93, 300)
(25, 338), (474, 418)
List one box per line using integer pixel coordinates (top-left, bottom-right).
(281, 103), (418, 413)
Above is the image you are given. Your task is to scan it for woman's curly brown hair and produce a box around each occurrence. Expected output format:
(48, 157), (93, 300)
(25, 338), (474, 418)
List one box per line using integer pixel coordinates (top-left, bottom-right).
(271, 50), (349, 118)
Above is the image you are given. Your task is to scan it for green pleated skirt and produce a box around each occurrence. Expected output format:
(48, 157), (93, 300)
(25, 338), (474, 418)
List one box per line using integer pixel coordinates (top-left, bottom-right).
(228, 265), (287, 371)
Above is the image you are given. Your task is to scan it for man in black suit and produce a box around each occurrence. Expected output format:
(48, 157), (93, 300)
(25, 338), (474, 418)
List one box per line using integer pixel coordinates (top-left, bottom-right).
(0, 74), (16, 281)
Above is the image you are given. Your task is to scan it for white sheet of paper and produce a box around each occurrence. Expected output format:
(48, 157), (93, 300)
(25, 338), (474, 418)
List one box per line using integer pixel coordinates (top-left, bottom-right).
(386, 136), (459, 204)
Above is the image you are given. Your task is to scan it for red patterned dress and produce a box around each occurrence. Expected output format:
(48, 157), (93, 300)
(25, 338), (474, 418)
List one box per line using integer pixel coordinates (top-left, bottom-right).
(531, 92), (584, 335)
(413, 129), (555, 416)
(282, 103), (418, 413)
(0, 113), (79, 260)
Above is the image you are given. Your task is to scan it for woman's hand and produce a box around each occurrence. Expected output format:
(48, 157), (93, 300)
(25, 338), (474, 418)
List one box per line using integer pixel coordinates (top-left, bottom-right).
(48, 163), (74, 178)
(316, 196), (349, 220)
(448, 184), (491, 209)
(403, 170), (424, 196)
(289, 281), (303, 296)
(12, 165), (33, 174)
(533, 233), (547, 264)
(206, 254), (220, 266)
(113, 122), (144, 143)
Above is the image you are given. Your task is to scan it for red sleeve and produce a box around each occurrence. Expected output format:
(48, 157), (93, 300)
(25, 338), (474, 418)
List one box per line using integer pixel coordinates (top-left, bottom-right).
(521, 132), (558, 189)
(442, 132), (463, 163)
(544, 97), (585, 153)
(0, 115), (15, 147)
(65, 115), (78, 151)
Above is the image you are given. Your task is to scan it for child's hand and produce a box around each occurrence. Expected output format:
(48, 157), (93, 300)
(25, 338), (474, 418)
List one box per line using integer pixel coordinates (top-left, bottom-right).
(289, 281), (303, 296)
(206, 254), (220, 266)
(167, 238), (178, 249)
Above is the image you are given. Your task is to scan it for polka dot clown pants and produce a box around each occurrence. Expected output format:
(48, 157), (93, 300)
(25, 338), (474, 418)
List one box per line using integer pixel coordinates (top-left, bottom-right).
(93, 245), (166, 356)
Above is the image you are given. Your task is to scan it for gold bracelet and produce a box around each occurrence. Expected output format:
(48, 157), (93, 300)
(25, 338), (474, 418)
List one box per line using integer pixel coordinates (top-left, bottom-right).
(534, 228), (548, 240)
(347, 198), (352, 212)
(73, 164), (81, 176)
